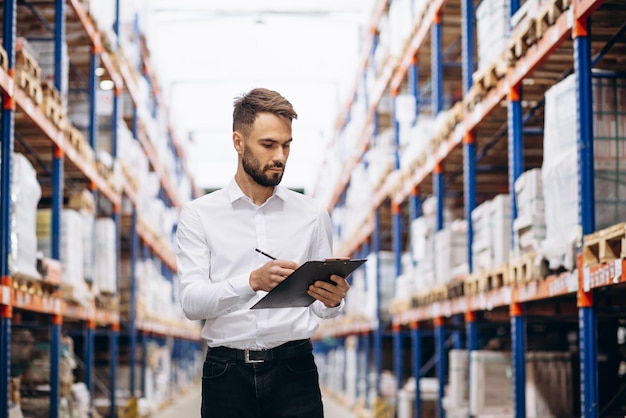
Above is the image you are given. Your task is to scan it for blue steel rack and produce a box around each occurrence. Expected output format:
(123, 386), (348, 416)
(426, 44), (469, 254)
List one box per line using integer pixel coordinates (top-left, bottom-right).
(0, 1), (202, 417)
(315, 0), (626, 418)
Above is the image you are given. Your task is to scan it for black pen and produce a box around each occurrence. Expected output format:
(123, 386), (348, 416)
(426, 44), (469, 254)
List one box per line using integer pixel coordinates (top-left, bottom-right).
(255, 248), (277, 260)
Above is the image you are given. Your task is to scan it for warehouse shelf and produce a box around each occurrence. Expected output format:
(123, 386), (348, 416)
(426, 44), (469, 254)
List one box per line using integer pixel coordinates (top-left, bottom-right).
(0, 1), (202, 417)
(135, 319), (201, 341)
(67, 0), (187, 209)
(317, 0), (626, 417)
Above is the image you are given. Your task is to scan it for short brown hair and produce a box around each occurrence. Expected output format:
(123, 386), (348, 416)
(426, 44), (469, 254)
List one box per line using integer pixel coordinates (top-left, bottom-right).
(233, 88), (298, 137)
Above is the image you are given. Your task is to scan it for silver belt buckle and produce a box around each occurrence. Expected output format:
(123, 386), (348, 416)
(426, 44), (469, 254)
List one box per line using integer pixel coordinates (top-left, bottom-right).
(244, 348), (265, 363)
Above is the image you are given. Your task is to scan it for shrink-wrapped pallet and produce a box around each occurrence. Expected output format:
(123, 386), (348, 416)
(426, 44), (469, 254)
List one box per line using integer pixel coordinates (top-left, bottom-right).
(513, 168), (545, 256)
(526, 352), (573, 418)
(472, 195), (511, 271)
(542, 74), (626, 270)
(469, 351), (513, 416)
(11, 153), (42, 279)
(476, 0), (510, 68)
(94, 218), (117, 295)
(435, 220), (468, 285)
(36, 209), (92, 305)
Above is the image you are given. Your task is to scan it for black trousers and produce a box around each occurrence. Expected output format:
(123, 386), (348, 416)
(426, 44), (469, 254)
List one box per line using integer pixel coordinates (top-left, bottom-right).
(201, 340), (324, 418)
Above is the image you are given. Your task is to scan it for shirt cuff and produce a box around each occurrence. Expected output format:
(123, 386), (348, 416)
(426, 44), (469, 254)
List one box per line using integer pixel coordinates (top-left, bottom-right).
(313, 298), (344, 319)
(230, 273), (256, 298)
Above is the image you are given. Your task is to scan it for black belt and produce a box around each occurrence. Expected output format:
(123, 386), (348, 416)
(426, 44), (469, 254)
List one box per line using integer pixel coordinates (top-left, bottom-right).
(206, 339), (312, 364)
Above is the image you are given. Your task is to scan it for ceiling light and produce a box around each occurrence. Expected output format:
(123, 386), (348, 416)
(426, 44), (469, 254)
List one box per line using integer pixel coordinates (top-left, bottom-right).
(95, 67), (105, 76)
(99, 79), (115, 91)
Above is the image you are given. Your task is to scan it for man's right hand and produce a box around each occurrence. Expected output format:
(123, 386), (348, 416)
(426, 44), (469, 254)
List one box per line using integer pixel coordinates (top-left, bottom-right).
(249, 260), (298, 292)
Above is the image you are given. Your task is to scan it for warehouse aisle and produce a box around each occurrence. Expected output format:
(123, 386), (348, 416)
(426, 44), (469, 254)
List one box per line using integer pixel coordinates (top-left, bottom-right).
(150, 384), (359, 418)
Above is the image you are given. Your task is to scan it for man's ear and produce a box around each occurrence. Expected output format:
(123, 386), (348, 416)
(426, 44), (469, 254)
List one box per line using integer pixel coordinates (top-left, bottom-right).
(233, 131), (243, 154)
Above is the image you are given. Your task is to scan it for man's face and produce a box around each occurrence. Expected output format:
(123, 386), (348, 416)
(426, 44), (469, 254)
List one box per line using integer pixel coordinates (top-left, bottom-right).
(241, 112), (292, 187)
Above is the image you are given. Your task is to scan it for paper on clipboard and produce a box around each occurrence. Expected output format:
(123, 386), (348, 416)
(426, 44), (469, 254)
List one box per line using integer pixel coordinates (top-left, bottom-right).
(250, 258), (366, 309)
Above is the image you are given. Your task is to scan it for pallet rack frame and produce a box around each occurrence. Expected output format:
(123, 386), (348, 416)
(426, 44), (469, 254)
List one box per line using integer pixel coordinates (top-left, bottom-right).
(0, 1), (202, 417)
(316, 1), (625, 418)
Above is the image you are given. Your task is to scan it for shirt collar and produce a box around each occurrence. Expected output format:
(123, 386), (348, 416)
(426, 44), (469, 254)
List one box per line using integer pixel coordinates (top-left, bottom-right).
(226, 178), (287, 204)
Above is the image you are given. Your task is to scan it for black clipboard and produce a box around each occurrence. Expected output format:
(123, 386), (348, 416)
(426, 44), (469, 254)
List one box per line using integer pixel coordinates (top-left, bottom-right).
(250, 258), (367, 309)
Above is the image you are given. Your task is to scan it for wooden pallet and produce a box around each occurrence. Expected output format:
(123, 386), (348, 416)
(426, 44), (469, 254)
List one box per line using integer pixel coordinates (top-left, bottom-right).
(15, 69), (43, 105)
(65, 125), (95, 165)
(446, 278), (465, 299)
(582, 222), (626, 267)
(509, 251), (545, 284)
(40, 79), (62, 104)
(463, 82), (486, 113)
(464, 272), (487, 296)
(96, 292), (119, 311)
(507, 0), (572, 62)
(486, 264), (511, 290)
(15, 41), (41, 80)
(472, 56), (509, 95)
(39, 96), (66, 128)
(12, 273), (58, 297)
(534, 0), (572, 40)
(414, 284), (448, 306)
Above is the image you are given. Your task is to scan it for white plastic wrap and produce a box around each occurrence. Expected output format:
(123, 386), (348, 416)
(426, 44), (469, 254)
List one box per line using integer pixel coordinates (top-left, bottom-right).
(435, 220), (468, 285)
(11, 153), (42, 279)
(541, 74), (626, 270)
(94, 218), (117, 295)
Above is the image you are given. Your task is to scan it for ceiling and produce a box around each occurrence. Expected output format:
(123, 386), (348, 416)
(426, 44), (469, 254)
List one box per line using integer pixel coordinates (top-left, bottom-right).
(139, 0), (378, 194)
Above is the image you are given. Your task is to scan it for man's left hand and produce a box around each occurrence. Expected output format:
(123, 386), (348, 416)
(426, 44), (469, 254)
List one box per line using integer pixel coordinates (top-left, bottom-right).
(308, 275), (350, 308)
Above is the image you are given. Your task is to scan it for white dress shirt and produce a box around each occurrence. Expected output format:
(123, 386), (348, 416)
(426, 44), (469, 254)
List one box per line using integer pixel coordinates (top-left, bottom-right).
(176, 179), (343, 349)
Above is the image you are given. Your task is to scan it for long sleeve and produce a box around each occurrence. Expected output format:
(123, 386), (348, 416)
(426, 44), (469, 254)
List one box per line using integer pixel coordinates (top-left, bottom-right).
(176, 204), (255, 321)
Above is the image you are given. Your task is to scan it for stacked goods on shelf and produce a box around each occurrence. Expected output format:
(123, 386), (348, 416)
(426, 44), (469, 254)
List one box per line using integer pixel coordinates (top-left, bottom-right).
(26, 38), (69, 113)
(471, 194), (511, 273)
(399, 116), (435, 172)
(443, 349), (469, 418)
(410, 209), (437, 289)
(36, 208), (93, 306)
(469, 350), (513, 417)
(513, 168), (545, 257)
(541, 74), (626, 270)
(94, 218), (117, 296)
(337, 162), (373, 242)
(118, 121), (149, 195)
(525, 352), (573, 418)
(11, 153), (42, 280)
(10, 331), (83, 417)
(385, 0), (414, 65)
(364, 128), (397, 189)
(592, 76), (626, 229)
(345, 267), (378, 322)
(366, 250), (396, 324)
(475, 0), (510, 70)
(409, 197), (454, 292)
(13, 37), (43, 106)
(393, 252), (420, 310)
(435, 219), (469, 285)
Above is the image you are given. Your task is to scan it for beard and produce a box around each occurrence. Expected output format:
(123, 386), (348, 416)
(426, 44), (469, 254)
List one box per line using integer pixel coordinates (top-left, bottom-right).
(242, 145), (284, 187)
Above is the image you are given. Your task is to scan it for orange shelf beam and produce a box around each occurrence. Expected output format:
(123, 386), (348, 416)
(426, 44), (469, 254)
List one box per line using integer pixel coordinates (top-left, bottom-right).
(575, 0), (605, 20)
(12, 290), (62, 316)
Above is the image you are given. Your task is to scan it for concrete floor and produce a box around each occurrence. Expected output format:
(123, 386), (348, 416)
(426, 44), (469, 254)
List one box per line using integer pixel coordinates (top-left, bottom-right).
(150, 384), (359, 418)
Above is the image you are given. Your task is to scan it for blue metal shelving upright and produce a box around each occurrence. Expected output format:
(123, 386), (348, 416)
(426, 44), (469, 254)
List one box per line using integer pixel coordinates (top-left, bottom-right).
(1, 2), (16, 417)
(431, 12), (444, 115)
(574, 14), (598, 418)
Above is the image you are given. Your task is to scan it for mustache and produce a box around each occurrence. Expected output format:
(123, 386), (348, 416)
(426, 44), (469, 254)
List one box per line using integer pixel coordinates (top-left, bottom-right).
(267, 162), (284, 169)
